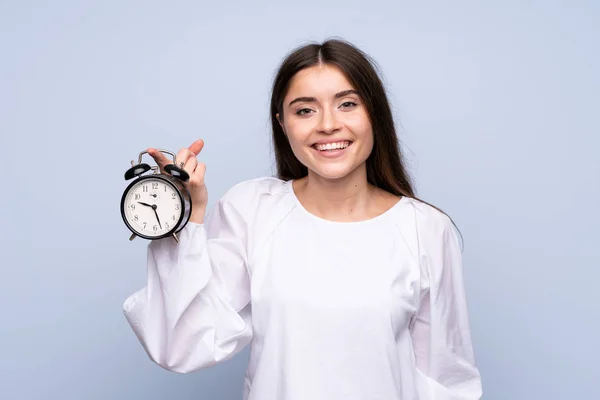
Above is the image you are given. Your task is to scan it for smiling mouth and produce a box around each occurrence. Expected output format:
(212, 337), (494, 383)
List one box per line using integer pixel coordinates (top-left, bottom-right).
(312, 140), (353, 152)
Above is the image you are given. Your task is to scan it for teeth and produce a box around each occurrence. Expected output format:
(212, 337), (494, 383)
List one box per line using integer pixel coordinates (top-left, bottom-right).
(315, 141), (350, 151)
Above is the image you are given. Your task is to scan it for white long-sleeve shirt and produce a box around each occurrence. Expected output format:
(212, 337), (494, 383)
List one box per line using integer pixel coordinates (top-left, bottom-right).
(123, 177), (483, 400)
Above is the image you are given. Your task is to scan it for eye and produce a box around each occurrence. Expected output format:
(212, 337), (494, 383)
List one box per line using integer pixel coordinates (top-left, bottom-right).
(340, 101), (357, 109)
(296, 108), (313, 116)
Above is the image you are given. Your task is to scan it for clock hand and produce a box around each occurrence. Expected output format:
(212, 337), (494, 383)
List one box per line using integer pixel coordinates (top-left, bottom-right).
(136, 201), (162, 229)
(152, 205), (162, 229)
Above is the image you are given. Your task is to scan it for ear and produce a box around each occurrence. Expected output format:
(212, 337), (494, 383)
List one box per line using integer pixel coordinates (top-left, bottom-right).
(276, 113), (286, 135)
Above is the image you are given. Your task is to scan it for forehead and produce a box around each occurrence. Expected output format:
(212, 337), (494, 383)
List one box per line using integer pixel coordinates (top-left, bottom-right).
(285, 64), (355, 98)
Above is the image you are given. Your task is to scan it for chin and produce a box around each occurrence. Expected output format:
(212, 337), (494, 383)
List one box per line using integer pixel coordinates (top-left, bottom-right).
(307, 164), (362, 181)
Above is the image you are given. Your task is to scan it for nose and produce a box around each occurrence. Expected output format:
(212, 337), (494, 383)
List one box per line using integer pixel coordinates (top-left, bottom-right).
(316, 108), (342, 134)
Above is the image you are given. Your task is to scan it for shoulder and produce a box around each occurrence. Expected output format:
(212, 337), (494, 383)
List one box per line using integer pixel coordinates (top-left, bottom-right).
(216, 176), (294, 222)
(400, 198), (464, 291)
(211, 176), (296, 257)
(401, 196), (459, 249)
(408, 198), (454, 230)
(205, 176), (291, 228)
(220, 176), (289, 205)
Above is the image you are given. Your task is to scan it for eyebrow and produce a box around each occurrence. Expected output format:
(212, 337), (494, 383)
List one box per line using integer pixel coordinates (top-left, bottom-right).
(287, 89), (359, 107)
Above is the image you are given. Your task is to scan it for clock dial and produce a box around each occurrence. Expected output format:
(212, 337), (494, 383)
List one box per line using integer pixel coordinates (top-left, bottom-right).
(123, 178), (183, 237)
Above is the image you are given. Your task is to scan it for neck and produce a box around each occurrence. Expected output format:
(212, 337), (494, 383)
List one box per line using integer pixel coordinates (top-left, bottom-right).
(293, 166), (377, 222)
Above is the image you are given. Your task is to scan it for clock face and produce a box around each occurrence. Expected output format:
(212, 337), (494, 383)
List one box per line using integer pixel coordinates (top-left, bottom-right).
(122, 177), (183, 238)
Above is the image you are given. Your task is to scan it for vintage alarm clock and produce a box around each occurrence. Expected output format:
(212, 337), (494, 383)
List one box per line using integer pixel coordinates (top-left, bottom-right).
(120, 149), (192, 242)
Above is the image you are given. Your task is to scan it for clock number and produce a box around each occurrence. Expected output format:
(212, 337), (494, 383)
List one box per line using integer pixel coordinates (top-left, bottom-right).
(134, 215), (138, 221)
(143, 185), (148, 192)
(130, 204), (135, 210)
(165, 222), (170, 229)
(175, 204), (179, 210)
(153, 225), (158, 232)
(152, 182), (158, 189)
(135, 194), (140, 200)
(143, 222), (147, 229)
(171, 193), (176, 199)
(172, 215), (176, 221)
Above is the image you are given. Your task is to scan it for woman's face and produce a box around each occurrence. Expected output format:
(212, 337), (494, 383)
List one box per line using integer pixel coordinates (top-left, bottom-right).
(277, 64), (374, 182)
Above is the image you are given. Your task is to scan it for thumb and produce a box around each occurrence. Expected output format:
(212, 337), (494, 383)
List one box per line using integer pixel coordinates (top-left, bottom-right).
(188, 139), (205, 156)
(147, 148), (171, 169)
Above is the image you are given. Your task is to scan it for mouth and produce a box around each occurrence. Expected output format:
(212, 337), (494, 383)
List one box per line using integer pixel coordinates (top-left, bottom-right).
(312, 140), (353, 151)
(310, 140), (353, 158)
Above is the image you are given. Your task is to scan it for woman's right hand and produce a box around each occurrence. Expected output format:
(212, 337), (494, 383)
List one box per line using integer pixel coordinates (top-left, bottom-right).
(147, 139), (208, 224)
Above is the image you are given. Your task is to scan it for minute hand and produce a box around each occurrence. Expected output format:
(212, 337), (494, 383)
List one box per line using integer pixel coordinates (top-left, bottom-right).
(152, 205), (162, 229)
(137, 201), (162, 229)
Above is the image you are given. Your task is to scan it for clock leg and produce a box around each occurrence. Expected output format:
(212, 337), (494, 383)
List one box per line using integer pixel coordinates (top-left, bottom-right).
(172, 233), (179, 243)
(129, 233), (137, 241)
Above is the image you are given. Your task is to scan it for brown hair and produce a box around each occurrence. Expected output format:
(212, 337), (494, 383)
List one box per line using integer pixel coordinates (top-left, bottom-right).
(269, 38), (463, 246)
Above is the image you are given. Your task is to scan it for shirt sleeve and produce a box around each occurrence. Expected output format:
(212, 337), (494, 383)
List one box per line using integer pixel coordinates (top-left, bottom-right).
(410, 215), (483, 399)
(122, 184), (254, 374)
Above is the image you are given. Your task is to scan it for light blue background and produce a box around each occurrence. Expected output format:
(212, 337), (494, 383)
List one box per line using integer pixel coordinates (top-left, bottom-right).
(1, 1), (598, 399)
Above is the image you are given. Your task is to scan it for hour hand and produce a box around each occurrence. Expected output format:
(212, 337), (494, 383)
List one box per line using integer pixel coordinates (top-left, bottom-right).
(137, 201), (153, 207)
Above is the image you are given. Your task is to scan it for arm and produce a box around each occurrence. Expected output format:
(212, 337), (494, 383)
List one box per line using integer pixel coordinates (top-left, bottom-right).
(410, 216), (483, 399)
(123, 187), (253, 373)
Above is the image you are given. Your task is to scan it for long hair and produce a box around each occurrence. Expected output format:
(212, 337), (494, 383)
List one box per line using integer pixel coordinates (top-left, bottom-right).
(269, 38), (463, 246)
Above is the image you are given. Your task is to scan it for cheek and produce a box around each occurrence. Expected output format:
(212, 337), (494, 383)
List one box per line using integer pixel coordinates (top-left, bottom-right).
(365, 129), (374, 148)
(348, 118), (374, 148)
(282, 129), (311, 164)
(344, 109), (371, 135)
(286, 137), (304, 157)
(284, 120), (313, 147)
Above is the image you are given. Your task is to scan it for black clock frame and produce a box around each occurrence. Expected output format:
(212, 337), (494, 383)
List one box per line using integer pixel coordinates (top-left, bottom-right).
(120, 174), (192, 240)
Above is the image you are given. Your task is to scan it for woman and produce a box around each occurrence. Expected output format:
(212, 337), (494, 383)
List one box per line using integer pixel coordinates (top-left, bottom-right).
(123, 39), (483, 399)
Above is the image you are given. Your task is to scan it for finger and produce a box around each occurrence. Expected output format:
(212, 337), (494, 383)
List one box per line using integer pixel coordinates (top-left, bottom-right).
(175, 148), (196, 169)
(183, 155), (198, 176)
(188, 139), (204, 156)
(147, 148), (171, 169)
(193, 162), (206, 181)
